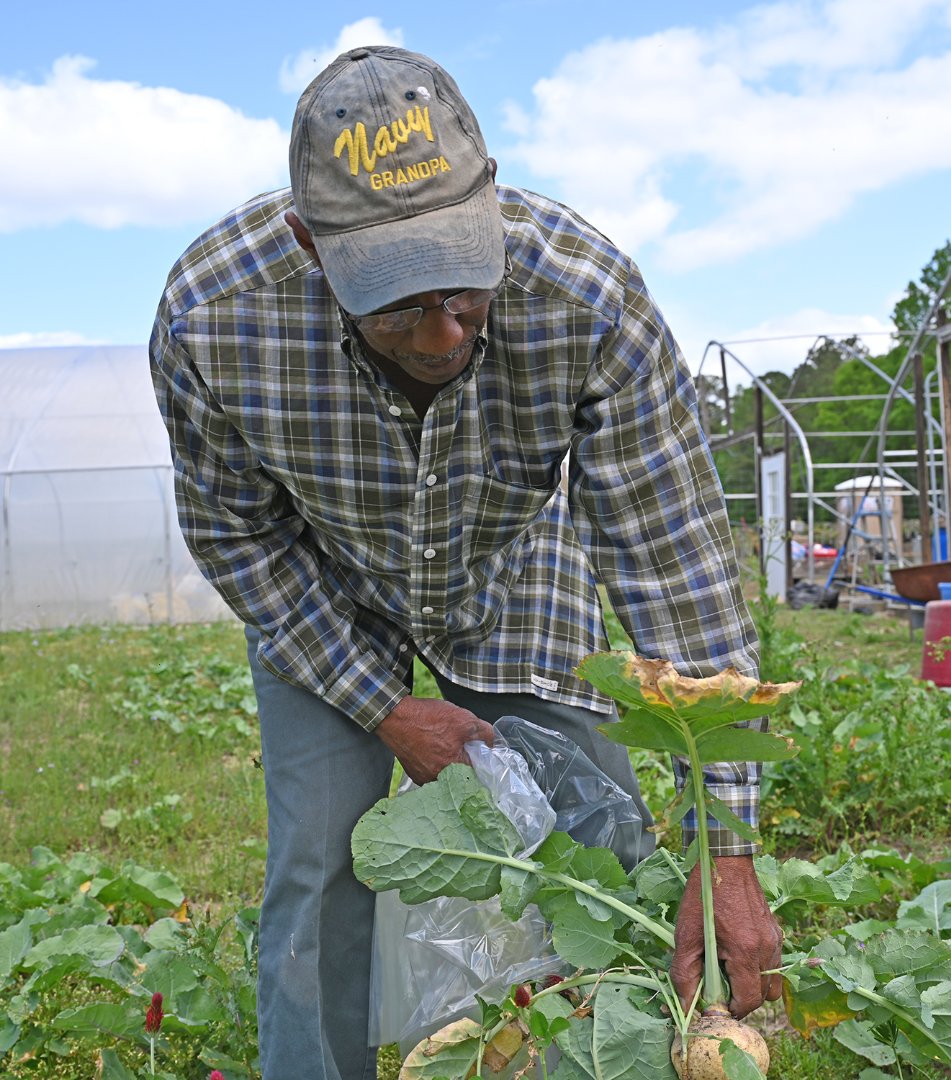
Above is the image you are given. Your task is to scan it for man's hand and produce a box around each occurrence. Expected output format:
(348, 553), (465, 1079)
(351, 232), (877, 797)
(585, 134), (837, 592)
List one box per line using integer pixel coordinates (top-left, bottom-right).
(671, 855), (783, 1019)
(375, 696), (495, 785)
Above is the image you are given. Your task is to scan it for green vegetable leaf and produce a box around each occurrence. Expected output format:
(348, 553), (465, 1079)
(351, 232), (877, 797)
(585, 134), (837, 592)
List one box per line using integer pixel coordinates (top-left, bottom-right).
(90, 862), (185, 911)
(22, 925), (124, 970)
(864, 930), (951, 980)
(719, 1038), (767, 1079)
(597, 713), (687, 756)
(694, 727), (798, 764)
(351, 765), (523, 904)
(590, 984), (675, 1079)
(399, 1018), (483, 1080)
(832, 1019), (897, 1066)
(499, 864), (540, 921)
(98, 1049), (138, 1080)
(0, 919), (31, 979)
(897, 880), (951, 935)
(548, 895), (631, 969)
(51, 1001), (144, 1039)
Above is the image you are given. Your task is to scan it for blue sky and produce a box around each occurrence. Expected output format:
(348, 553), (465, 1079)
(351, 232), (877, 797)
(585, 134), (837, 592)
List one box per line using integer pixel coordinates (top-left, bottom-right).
(2, 0), (950, 379)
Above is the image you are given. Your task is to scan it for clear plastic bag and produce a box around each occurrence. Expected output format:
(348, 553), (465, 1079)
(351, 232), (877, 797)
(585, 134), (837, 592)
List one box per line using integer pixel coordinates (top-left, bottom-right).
(368, 716), (645, 1052)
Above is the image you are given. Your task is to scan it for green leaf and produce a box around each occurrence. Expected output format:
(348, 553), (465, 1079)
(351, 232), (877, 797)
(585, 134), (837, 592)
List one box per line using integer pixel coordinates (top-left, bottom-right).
(897, 880), (951, 935)
(590, 983), (676, 1079)
(92, 862), (185, 911)
(719, 1038), (767, 1079)
(549, 896), (630, 970)
(864, 929), (951, 980)
(597, 713), (687, 756)
(143, 917), (190, 951)
(399, 1018), (482, 1079)
(831, 1019), (897, 1066)
(351, 765), (523, 904)
(694, 727), (798, 765)
(633, 850), (688, 906)
(0, 919), (31, 978)
(499, 864), (539, 921)
(98, 1049), (138, 1079)
(140, 950), (201, 1000)
(0, 1014), (20, 1054)
(771, 858), (879, 914)
(23, 925), (125, 970)
(50, 1001), (144, 1039)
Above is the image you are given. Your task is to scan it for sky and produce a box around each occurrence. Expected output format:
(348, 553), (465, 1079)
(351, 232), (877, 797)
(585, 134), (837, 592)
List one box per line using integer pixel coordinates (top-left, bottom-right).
(2, 0), (950, 381)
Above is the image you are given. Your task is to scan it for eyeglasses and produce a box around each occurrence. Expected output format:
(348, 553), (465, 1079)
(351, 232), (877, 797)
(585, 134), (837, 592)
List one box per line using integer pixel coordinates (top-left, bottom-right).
(347, 284), (502, 334)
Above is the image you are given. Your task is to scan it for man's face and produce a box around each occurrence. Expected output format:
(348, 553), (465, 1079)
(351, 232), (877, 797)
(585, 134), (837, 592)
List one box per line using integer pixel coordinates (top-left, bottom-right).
(354, 288), (494, 386)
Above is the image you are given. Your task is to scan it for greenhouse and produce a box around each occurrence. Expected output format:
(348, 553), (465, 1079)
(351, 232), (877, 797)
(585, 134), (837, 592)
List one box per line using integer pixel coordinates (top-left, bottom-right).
(0, 345), (229, 630)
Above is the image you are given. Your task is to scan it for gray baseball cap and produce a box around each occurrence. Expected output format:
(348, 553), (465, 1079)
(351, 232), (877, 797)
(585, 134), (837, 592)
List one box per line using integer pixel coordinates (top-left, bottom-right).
(289, 46), (506, 317)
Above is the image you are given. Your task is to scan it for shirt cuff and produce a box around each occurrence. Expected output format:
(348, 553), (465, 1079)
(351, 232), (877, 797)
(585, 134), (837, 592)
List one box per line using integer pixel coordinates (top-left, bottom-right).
(257, 634), (409, 732)
(321, 652), (411, 731)
(680, 782), (761, 857)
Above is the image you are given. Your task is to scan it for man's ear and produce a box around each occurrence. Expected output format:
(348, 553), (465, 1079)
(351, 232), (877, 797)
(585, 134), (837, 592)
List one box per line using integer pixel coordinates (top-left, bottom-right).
(488, 157), (498, 182)
(285, 210), (320, 263)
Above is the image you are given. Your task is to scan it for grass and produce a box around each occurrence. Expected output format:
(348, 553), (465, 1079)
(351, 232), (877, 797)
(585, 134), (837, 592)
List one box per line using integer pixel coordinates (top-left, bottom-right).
(0, 621), (266, 907)
(1, 602), (948, 1079)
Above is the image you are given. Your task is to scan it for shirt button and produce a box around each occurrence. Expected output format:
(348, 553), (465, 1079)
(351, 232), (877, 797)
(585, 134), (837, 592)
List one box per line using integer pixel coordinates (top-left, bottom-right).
(425, 635), (436, 644)
(398, 643), (408, 653)
(421, 606), (434, 615)
(425, 474), (438, 486)
(388, 404), (402, 417)
(423, 548), (436, 559)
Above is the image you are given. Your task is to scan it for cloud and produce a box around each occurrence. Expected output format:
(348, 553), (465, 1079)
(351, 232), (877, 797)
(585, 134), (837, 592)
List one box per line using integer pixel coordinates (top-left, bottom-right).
(0, 330), (107, 349)
(503, 0), (951, 270)
(690, 307), (895, 380)
(279, 18), (404, 95)
(0, 56), (289, 232)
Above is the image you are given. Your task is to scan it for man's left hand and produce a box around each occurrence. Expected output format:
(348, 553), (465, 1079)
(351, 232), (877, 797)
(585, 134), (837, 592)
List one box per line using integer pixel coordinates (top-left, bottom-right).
(670, 854), (783, 1019)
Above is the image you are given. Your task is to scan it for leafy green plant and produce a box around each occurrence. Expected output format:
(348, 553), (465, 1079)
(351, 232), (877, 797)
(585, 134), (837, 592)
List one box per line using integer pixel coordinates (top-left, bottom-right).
(761, 659), (951, 849)
(0, 847), (259, 1079)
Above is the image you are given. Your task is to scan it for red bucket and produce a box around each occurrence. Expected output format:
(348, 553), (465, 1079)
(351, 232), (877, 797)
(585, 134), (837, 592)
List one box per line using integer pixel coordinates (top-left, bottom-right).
(921, 600), (951, 688)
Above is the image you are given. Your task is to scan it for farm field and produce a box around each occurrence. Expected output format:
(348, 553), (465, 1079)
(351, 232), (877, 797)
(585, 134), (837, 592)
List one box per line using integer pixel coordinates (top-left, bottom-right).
(0, 598), (948, 1078)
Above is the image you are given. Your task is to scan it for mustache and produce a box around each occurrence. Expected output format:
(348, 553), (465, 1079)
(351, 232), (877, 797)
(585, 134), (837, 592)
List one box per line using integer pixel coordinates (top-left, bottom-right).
(393, 329), (478, 366)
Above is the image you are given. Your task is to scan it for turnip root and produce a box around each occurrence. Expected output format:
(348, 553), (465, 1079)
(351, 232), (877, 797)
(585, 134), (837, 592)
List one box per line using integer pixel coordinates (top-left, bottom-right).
(670, 1005), (770, 1079)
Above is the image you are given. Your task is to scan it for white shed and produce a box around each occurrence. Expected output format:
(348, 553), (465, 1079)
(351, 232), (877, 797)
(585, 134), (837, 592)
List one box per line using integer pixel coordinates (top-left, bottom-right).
(0, 345), (230, 630)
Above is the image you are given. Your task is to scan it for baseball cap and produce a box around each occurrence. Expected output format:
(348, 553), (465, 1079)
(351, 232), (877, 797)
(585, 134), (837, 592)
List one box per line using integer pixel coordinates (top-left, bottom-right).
(289, 46), (506, 317)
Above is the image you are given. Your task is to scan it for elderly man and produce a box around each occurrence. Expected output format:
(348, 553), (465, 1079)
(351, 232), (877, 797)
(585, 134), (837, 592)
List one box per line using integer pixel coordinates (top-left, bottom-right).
(151, 45), (781, 1080)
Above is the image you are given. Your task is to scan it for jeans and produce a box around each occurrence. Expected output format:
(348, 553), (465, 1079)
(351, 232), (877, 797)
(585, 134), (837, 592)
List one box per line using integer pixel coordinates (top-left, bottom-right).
(246, 626), (654, 1080)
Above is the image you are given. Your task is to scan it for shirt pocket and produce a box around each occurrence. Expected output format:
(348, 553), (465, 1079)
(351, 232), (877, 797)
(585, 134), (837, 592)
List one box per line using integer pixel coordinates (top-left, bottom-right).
(461, 475), (557, 566)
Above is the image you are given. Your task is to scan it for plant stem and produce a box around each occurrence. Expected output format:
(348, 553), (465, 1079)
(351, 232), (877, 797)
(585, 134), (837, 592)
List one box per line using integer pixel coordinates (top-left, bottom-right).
(421, 846), (676, 947)
(684, 730), (725, 1007)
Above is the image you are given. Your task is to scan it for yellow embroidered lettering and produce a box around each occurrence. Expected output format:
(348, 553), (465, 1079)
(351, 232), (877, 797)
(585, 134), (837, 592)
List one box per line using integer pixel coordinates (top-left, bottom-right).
(335, 106), (434, 177)
(438, 156), (451, 173)
(370, 173), (384, 191)
(395, 169), (408, 185)
(380, 171), (394, 188)
(417, 161), (432, 178)
(429, 158), (441, 174)
(374, 126), (397, 158)
(406, 164), (420, 181)
(334, 123), (376, 177)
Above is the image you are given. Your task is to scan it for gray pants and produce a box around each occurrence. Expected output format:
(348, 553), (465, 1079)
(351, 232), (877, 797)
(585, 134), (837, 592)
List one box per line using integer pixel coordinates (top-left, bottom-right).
(246, 627), (653, 1080)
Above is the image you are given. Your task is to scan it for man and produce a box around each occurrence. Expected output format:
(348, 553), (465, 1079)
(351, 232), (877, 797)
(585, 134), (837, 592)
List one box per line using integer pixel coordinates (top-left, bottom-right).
(151, 45), (782, 1080)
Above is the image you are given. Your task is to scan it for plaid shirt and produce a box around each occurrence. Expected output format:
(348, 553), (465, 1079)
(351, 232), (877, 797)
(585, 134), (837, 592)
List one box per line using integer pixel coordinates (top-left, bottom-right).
(150, 185), (763, 855)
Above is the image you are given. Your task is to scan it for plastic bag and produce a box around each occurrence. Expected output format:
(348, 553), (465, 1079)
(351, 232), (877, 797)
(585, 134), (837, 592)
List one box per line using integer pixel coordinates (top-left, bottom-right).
(368, 716), (646, 1052)
(494, 716), (648, 859)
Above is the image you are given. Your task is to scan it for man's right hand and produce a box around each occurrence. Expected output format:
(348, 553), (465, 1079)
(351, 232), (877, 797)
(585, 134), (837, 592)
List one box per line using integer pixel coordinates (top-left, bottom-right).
(375, 696), (495, 785)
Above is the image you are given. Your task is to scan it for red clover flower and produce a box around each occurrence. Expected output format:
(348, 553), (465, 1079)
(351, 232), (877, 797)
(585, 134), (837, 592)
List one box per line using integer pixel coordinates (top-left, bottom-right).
(145, 991), (164, 1033)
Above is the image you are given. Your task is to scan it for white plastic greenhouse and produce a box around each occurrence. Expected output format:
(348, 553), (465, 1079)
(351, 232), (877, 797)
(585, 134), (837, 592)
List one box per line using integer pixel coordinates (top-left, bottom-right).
(0, 345), (230, 631)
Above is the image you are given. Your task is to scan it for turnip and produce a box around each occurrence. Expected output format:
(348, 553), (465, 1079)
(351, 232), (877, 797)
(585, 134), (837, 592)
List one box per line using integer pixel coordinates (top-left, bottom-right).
(578, 654), (800, 1080)
(670, 1004), (770, 1079)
